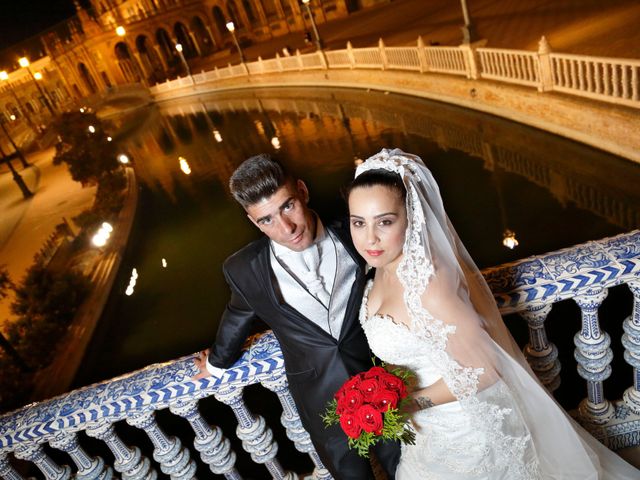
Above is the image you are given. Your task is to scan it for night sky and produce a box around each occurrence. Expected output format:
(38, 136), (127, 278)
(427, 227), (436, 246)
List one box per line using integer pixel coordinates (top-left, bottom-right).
(0, 0), (83, 49)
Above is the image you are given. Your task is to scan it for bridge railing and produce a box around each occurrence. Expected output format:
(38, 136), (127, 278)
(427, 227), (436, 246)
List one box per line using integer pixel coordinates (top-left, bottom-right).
(0, 333), (329, 480)
(484, 229), (640, 449)
(151, 36), (640, 111)
(1, 230), (639, 478)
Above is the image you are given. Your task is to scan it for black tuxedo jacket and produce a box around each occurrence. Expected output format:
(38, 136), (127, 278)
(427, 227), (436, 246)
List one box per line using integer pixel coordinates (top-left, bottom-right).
(208, 224), (399, 478)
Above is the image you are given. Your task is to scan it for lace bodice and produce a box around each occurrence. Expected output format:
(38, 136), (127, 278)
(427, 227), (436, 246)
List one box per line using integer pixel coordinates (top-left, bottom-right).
(360, 282), (442, 388)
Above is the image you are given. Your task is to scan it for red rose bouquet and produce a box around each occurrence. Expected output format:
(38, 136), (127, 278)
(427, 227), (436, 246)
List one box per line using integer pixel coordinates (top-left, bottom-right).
(321, 364), (416, 457)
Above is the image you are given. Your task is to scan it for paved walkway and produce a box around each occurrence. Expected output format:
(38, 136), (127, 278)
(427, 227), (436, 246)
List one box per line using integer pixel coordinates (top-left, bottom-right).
(187, 0), (640, 75)
(0, 149), (96, 331)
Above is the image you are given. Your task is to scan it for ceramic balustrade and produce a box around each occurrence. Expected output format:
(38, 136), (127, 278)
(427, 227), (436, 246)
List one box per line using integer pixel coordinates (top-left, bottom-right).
(0, 334), (325, 480)
(484, 229), (640, 448)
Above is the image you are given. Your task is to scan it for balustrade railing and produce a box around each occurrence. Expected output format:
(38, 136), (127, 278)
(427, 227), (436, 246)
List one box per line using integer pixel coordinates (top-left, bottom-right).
(477, 48), (540, 87)
(151, 36), (640, 110)
(2, 231), (639, 478)
(0, 334), (328, 480)
(484, 229), (640, 449)
(550, 53), (640, 107)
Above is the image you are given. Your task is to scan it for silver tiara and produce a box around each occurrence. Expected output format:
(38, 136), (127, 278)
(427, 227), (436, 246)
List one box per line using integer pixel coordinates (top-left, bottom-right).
(354, 148), (414, 178)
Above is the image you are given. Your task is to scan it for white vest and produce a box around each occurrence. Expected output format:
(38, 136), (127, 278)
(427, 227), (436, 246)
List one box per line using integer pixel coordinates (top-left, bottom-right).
(270, 227), (356, 339)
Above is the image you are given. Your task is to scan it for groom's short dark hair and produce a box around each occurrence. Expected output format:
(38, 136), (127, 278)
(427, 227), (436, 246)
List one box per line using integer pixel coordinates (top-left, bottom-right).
(229, 154), (292, 208)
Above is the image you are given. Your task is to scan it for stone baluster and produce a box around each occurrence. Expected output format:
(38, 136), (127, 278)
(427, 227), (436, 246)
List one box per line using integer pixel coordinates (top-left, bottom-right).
(49, 432), (113, 480)
(214, 386), (295, 480)
(261, 373), (330, 480)
(169, 401), (241, 479)
(86, 422), (156, 480)
(0, 454), (25, 480)
(13, 444), (71, 480)
(126, 412), (196, 480)
(537, 36), (554, 92)
(623, 281), (640, 414)
(574, 287), (615, 424)
(520, 303), (561, 391)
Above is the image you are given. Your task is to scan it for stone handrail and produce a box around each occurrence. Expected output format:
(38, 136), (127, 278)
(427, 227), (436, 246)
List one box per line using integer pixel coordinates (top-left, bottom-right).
(150, 37), (640, 111)
(1, 231), (639, 478)
(483, 229), (640, 449)
(0, 333), (329, 480)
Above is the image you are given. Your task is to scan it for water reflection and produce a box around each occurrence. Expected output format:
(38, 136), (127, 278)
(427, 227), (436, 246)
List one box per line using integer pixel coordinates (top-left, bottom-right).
(129, 87), (640, 258)
(76, 87), (640, 385)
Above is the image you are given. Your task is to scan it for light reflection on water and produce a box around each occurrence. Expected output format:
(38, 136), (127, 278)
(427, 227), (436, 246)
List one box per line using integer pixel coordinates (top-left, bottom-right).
(75, 87), (640, 385)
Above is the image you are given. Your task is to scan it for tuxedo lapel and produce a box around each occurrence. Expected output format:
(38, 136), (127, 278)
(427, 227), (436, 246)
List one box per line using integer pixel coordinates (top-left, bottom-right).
(253, 236), (336, 340)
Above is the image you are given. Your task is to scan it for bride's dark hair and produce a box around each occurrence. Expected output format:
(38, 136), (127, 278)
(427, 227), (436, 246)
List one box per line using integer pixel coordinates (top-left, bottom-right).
(345, 168), (406, 200)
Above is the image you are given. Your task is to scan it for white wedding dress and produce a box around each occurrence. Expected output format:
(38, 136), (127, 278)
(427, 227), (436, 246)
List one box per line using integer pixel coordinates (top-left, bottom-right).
(353, 149), (640, 480)
(361, 282), (540, 479)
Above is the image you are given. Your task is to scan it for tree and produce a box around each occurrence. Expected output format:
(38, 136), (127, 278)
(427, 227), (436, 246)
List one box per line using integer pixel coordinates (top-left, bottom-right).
(0, 265), (13, 301)
(53, 111), (119, 185)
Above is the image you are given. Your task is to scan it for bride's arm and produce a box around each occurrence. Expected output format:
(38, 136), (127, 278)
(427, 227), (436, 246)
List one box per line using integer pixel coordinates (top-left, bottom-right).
(404, 379), (456, 413)
(403, 266), (498, 414)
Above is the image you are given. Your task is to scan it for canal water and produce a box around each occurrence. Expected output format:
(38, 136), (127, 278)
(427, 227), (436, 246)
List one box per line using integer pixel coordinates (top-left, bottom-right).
(72, 87), (640, 477)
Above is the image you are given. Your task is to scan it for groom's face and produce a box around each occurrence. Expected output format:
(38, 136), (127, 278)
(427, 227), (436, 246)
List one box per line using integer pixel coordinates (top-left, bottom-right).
(245, 179), (317, 252)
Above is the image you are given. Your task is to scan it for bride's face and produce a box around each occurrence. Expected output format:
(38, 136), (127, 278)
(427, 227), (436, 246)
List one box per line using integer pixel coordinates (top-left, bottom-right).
(348, 184), (407, 269)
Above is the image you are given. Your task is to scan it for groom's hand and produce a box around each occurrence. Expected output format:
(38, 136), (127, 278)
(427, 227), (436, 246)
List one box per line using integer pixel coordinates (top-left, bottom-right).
(192, 349), (213, 380)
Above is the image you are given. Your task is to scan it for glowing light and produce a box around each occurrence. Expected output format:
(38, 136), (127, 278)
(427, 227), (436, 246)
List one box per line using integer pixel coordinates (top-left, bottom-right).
(18, 57), (29, 68)
(226, 21), (235, 32)
(79, 107), (85, 113)
(9, 114), (16, 121)
(502, 229), (519, 249)
(115, 26), (126, 37)
(91, 222), (113, 247)
(107, 136), (113, 142)
(175, 43), (183, 53)
(179, 156), (191, 175)
(0, 71), (8, 81)
(213, 129), (223, 142)
(33, 72), (43, 81)
(117, 153), (130, 164)
(88, 125), (96, 133)
(161, 258), (167, 268)
(270, 136), (281, 150)
(125, 267), (138, 296)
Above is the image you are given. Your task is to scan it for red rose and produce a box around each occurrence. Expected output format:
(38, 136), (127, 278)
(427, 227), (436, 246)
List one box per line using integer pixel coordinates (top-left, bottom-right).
(355, 404), (384, 434)
(358, 378), (381, 401)
(371, 389), (399, 412)
(339, 412), (362, 439)
(364, 366), (388, 380)
(341, 374), (364, 393)
(380, 373), (408, 398)
(337, 389), (364, 414)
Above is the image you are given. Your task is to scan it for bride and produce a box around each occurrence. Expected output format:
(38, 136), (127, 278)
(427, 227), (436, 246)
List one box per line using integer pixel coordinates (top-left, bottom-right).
(346, 148), (639, 479)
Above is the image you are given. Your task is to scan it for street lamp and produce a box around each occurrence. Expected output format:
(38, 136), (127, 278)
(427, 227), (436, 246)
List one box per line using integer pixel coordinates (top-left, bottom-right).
(0, 117), (29, 168)
(0, 70), (39, 134)
(33, 71), (57, 110)
(174, 44), (193, 82)
(115, 25), (126, 37)
(459, 0), (478, 44)
(301, 0), (323, 50)
(18, 57), (55, 116)
(0, 141), (33, 199)
(225, 21), (245, 63)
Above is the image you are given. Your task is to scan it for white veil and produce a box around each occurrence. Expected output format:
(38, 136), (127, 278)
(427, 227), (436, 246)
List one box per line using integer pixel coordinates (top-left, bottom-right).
(355, 148), (638, 478)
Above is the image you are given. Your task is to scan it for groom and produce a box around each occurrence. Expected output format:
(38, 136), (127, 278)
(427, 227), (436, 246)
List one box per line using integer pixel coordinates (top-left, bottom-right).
(194, 154), (400, 479)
